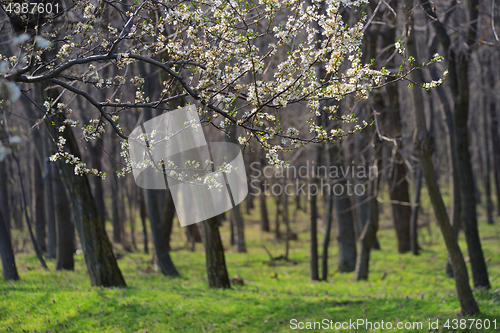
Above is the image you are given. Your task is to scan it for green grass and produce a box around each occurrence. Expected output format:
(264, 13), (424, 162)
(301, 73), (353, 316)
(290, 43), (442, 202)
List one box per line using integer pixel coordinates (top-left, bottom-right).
(1, 195), (500, 332)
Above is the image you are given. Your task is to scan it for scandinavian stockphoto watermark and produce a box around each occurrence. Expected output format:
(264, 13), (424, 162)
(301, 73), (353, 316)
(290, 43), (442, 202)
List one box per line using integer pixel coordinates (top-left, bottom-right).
(127, 105), (248, 227)
(248, 161), (378, 199)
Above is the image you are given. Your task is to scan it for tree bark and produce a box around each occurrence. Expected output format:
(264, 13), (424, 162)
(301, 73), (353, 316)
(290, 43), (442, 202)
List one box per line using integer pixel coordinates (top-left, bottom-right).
(387, 146), (411, 254)
(245, 185), (254, 214)
(44, 159), (57, 258)
(53, 162), (75, 271)
(201, 216), (231, 288)
(309, 165), (320, 281)
(33, 157), (46, 253)
(274, 196), (281, 241)
(139, 104), (179, 276)
(138, 188), (149, 254)
(259, 190), (270, 232)
(381, 19), (411, 254)
(186, 224), (202, 251)
(145, 188), (180, 276)
(0, 86), (11, 239)
(335, 206), (357, 269)
(321, 181), (334, 281)
(0, 155), (11, 240)
(224, 126), (246, 252)
(490, 106), (500, 216)
(334, 175), (357, 272)
(231, 204), (246, 252)
(229, 217), (236, 246)
(0, 208), (19, 281)
(410, 167), (422, 255)
(354, 127), (380, 250)
(481, 92), (494, 225)
(354, 134), (382, 281)
(111, 174), (124, 244)
(453, 29), (490, 291)
(90, 139), (107, 224)
(282, 176), (291, 260)
(486, 59), (500, 217)
(49, 116), (125, 287)
(125, 182), (137, 251)
(110, 134), (125, 246)
(259, 152), (270, 232)
(309, 126), (322, 281)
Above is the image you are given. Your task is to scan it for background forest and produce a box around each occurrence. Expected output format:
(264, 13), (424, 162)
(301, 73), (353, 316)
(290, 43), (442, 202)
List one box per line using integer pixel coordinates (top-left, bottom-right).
(0, 0), (499, 332)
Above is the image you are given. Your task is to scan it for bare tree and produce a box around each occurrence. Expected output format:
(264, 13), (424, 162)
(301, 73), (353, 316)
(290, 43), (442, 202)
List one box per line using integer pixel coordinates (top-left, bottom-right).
(419, 0), (490, 290)
(404, 0), (479, 315)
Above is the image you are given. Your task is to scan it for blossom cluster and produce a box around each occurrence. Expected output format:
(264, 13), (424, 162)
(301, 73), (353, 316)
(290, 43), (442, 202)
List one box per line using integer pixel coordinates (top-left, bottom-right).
(1, 0), (443, 178)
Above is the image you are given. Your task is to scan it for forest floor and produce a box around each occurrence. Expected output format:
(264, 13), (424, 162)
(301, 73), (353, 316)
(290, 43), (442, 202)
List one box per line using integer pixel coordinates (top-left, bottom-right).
(1, 194), (500, 332)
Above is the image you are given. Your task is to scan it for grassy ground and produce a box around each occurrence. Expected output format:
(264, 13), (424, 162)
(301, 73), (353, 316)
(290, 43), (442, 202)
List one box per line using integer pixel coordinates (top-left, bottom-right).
(1, 194), (500, 332)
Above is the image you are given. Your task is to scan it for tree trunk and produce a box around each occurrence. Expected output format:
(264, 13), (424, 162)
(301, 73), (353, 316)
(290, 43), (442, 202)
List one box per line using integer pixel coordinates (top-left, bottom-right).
(419, 0), (489, 290)
(110, 135), (124, 245)
(90, 139), (107, 224)
(405, 0), (479, 314)
(282, 176), (291, 260)
(231, 204), (246, 252)
(0, 209), (19, 281)
(335, 176), (357, 272)
(111, 176), (123, 244)
(245, 187), (254, 214)
(0, 125), (11, 237)
(259, 190), (270, 232)
(126, 182), (137, 251)
(201, 216), (231, 288)
(259, 151), (270, 232)
(378, 11), (411, 254)
(186, 224), (202, 251)
(138, 188), (149, 254)
(481, 93), (494, 225)
(224, 125), (246, 252)
(229, 217), (236, 246)
(309, 170), (320, 281)
(388, 160), (411, 253)
(427, 65), (463, 274)
(453, 43), (490, 290)
(11, 181), (23, 230)
(145, 188), (180, 276)
(33, 157), (46, 253)
(141, 106), (178, 275)
(486, 61), (500, 217)
(309, 128), (322, 280)
(354, 154), (381, 281)
(490, 108), (500, 216)
(53, 162), (75, 271)
(332, 148), (357, 273)
(322, 178), (334, 281)
(410, 167), (422, 255)
(118, 178), (128, 249)
(44, 158), (57, 258)
(431, 76), (462, 241)
(0, 156), (11, 239)
(354, 170), (379, 281)
(274, 196), (281, 241)
(40, 133), (57, 258)
(50, 116), (126, 287)
(354, 128), (380, 250)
